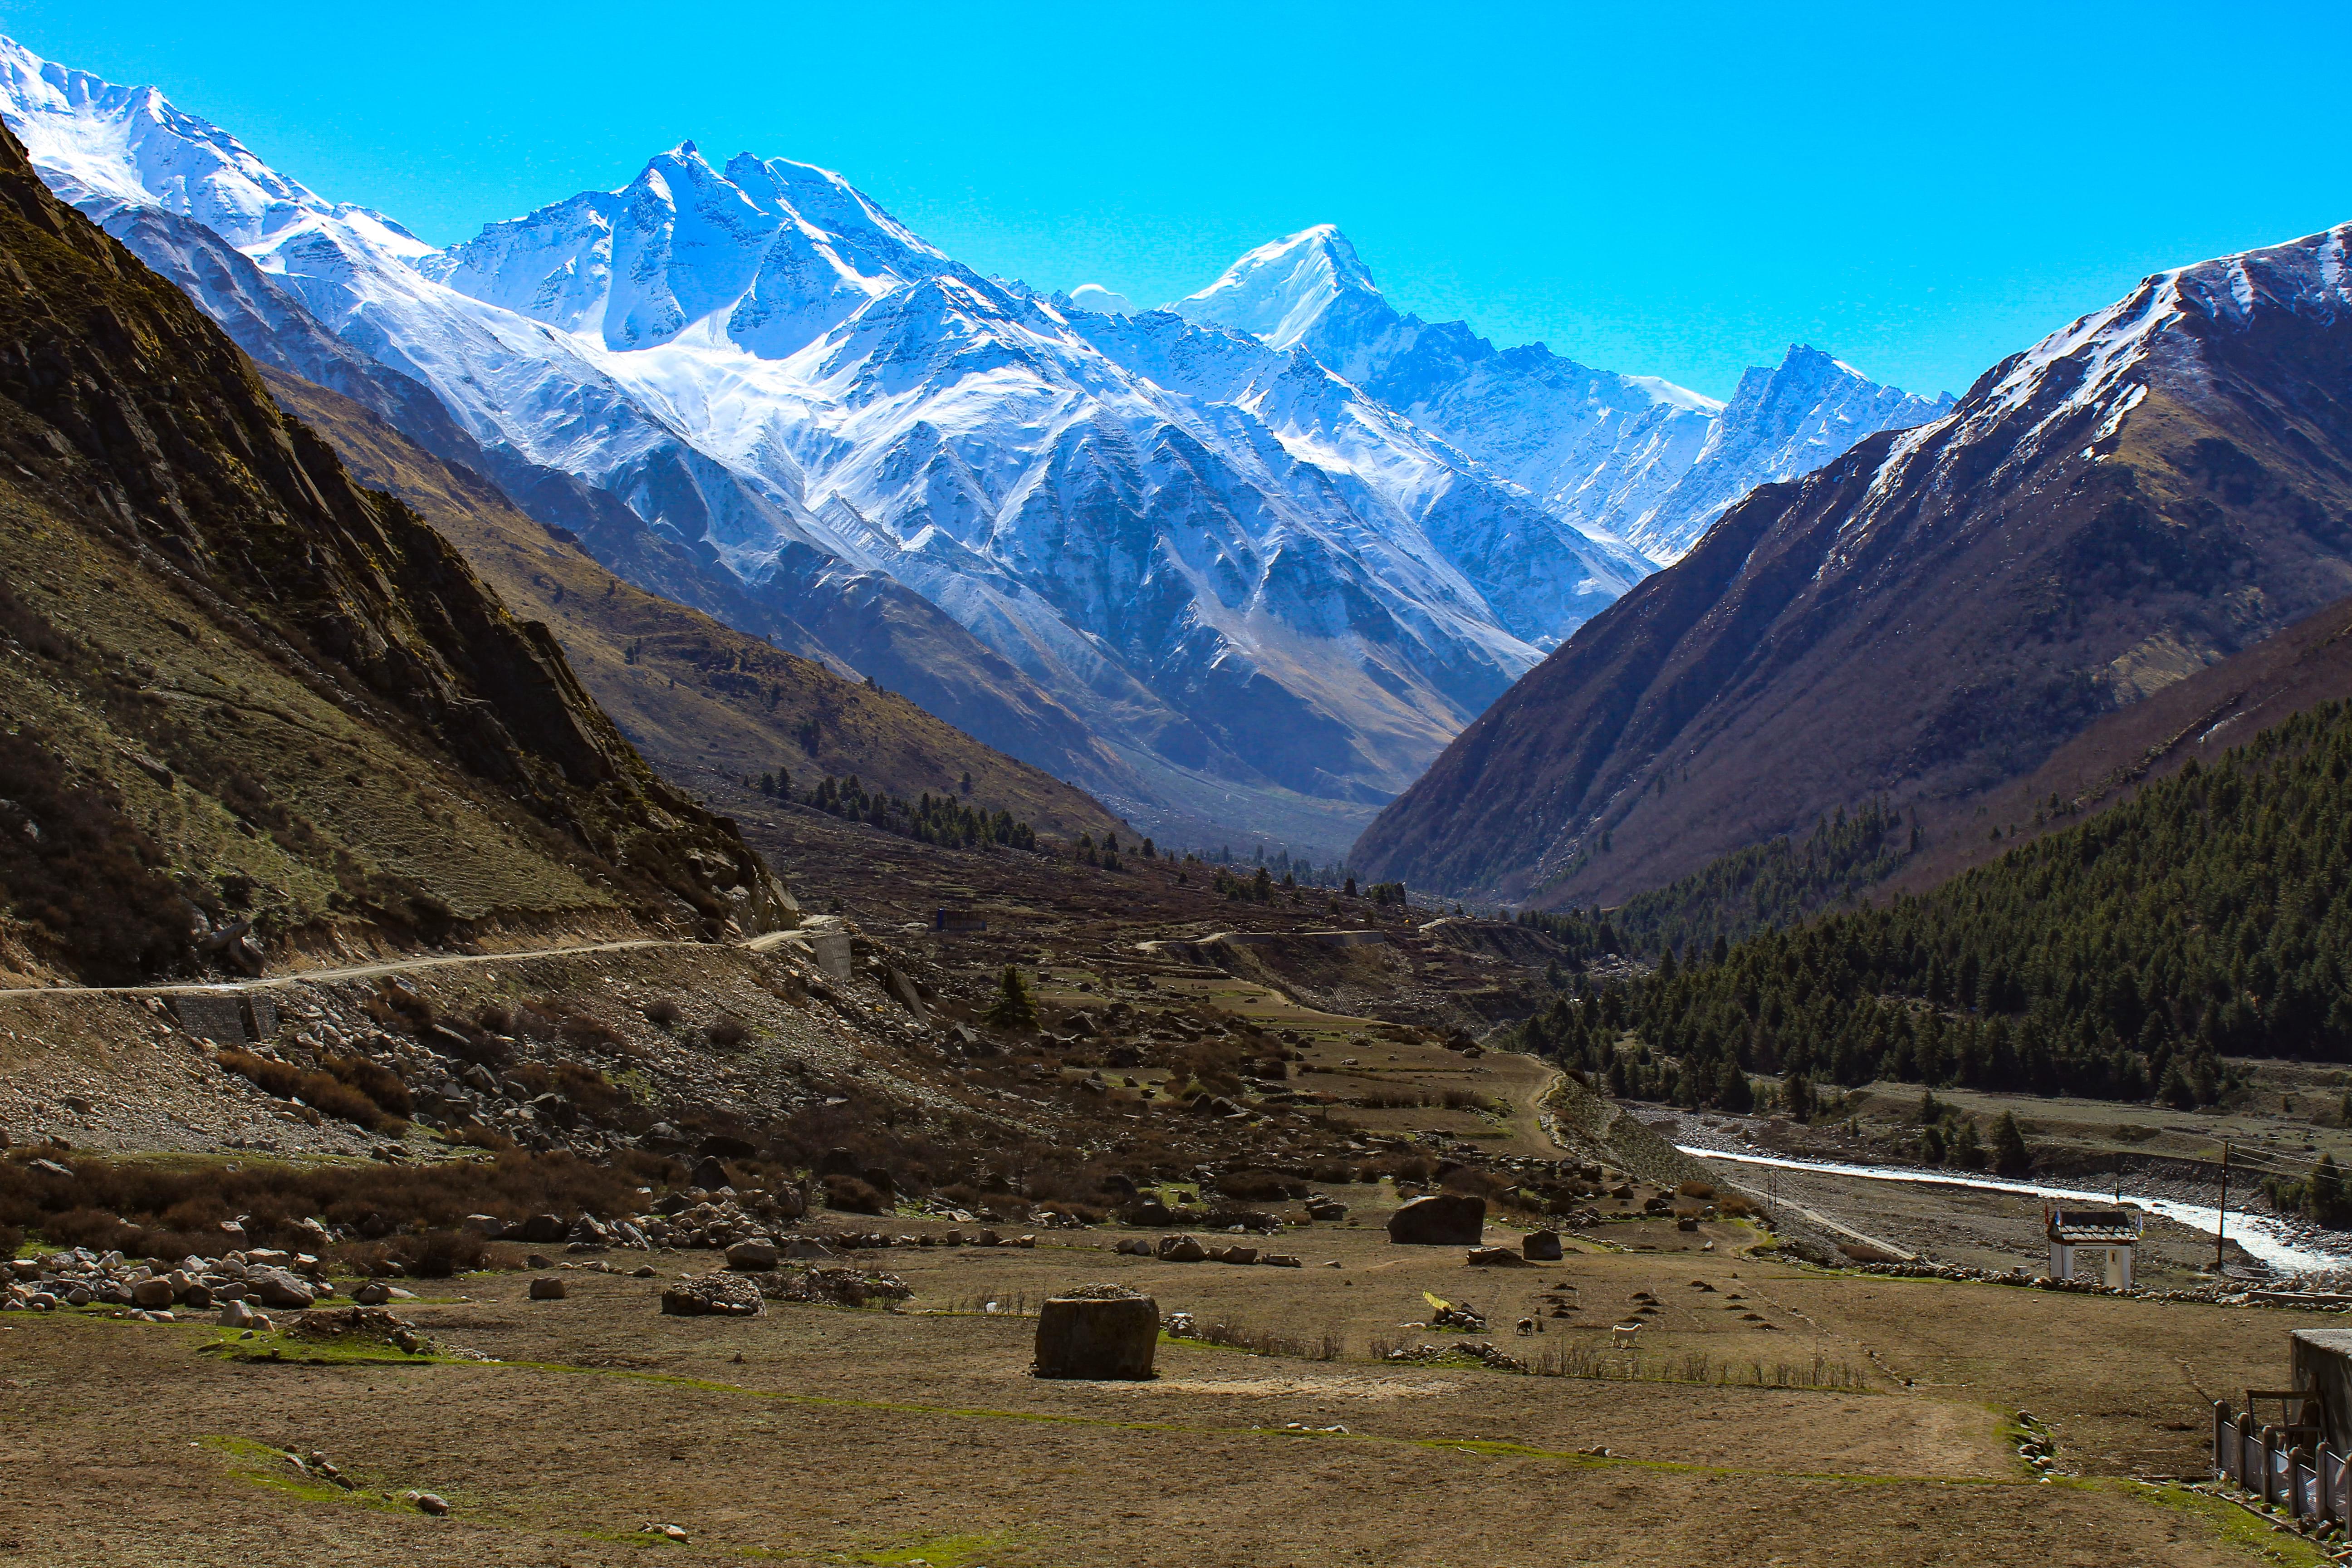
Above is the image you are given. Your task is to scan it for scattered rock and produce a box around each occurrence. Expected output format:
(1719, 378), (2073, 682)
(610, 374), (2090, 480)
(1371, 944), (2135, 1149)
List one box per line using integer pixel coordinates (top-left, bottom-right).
(1387, 1194), (1485, 1246)
(1523, 1230), (1564, 1262)
(660, 1273), (764, 1317)
(1466, 1245), (1529, 1268)
(529, 1277), (568, 1301)
(751, 1267), (912, 1307)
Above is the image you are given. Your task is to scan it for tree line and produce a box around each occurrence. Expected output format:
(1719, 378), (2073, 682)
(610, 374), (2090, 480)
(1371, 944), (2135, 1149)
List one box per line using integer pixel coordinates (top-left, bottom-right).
(1516, 700), (2352, 1112)
(1517, 798), (1915, 961)
(759, 769), (1038, 852)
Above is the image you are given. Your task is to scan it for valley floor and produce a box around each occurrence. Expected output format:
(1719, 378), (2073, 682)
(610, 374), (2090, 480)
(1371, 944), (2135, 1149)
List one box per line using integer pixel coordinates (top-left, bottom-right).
(0, 1193), (2312, 1567)
(2, 795), (2341, 1566)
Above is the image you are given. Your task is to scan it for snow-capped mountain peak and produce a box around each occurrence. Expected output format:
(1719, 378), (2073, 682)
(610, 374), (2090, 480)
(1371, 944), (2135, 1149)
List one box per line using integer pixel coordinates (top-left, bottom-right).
(424, 143), (957, 361)
(1064, 283), (1131, 316)
(0, 35), (429, 263)
(1176, 223), (1381, 349)
(1608, 343), (1955, 561)
(1175, 230), (1951, 565)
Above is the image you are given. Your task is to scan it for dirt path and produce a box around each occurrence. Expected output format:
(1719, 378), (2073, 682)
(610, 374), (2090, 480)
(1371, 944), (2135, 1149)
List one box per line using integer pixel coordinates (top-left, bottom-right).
(0, 926), (808, 1002)
(1482, 1052), (1570, 1158)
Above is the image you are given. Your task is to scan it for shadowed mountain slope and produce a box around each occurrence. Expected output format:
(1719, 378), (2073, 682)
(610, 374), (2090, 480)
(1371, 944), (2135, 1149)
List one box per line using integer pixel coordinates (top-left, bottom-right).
(0, 124), (789, 983)
(1354, 221), (2352, 905)
(262, 367), (1125, 840)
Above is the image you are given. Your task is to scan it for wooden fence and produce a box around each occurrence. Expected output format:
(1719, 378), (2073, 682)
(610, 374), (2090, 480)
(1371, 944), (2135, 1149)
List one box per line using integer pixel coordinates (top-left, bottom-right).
(2212, 1393), (2349, 1521)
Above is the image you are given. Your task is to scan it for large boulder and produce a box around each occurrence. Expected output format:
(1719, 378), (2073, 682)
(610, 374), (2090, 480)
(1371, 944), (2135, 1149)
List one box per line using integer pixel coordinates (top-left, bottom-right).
(725, 1239), (780, 1272)
(1387, 1194), (1485, 1246)
(1523, 1230), (1564, 1262)
(246, 1267), (316, 1310)
(1033, 1287), (1159, 1380)
(516, 1214), (567, 1245)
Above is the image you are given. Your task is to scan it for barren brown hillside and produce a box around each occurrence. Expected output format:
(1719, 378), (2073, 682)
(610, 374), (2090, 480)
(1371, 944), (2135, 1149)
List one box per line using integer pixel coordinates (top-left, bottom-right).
(1353, 224), (2352, 908)
(262, 369), (1125, 843)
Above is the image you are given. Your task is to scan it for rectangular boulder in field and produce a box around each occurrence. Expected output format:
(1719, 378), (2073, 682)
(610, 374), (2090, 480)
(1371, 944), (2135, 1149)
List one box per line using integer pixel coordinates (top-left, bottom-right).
(1387, 1194), (1485, 1245)
(1033, 1286), (1159, 1380)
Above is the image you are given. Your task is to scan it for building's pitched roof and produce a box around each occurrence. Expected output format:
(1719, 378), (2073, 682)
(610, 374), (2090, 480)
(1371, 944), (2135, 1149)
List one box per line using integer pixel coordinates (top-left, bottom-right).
(2048, 1207), (2142, 1244)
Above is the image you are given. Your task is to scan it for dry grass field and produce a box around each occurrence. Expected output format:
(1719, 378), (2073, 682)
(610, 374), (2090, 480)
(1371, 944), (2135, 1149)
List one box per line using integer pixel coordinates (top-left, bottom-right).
(1, 1190), (2324, 1568)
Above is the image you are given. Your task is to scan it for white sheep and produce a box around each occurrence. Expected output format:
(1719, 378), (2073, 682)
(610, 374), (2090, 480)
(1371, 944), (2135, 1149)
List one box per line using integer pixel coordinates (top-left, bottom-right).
(1611, 1321), (1643, 1348)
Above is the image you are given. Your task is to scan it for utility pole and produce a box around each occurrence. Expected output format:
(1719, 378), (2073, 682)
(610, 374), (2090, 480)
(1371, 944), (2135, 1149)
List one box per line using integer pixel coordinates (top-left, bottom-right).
(2215, 1142), (2231, 1274)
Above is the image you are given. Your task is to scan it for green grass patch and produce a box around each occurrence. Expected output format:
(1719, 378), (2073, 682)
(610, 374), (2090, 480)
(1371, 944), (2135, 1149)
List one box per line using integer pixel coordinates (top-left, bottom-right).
(2132, 1481), (2329, 1565)
(850, 1529), (1028, 1566)
(200, 1435), (419, 1515)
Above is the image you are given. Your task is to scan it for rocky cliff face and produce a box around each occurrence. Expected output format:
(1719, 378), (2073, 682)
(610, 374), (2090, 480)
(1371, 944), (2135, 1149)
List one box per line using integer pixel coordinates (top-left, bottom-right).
(0, 123), (789, 981)
(1352, 222), (2352, 905)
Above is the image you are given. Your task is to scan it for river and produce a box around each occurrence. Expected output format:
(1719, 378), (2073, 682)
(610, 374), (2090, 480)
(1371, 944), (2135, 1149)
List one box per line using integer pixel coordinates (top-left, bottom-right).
(1676, 1144), (2352, 1274)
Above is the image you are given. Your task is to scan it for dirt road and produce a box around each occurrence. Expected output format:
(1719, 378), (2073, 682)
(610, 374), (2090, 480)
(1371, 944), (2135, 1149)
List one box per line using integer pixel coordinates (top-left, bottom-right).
(0, 926), (811, 1001)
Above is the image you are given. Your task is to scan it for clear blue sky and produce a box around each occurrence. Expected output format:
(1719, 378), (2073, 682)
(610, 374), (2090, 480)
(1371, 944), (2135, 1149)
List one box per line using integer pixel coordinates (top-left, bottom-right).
(9, 1), (2349, 400)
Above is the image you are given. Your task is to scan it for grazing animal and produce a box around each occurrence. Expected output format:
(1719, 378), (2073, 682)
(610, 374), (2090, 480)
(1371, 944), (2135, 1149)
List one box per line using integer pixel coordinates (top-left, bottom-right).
(1515, 1317), (1534, 1336)
(1611, 1321), (1643, 1348)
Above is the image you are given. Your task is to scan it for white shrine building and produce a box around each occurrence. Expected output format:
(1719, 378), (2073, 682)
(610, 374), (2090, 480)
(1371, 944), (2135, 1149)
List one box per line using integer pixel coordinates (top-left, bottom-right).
(2046, 1206), (2143, 1288)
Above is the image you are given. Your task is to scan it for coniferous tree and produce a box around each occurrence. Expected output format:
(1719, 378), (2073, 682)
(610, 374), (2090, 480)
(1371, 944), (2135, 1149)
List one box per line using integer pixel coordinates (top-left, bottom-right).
(1991, 1111), (2031, 1176)
(984, 965), (1038, 1030)
(1715, 1058), (1754, 1112)
(1782, 1069), (1813, 1122)
(1949, 1119), (1987, 1171)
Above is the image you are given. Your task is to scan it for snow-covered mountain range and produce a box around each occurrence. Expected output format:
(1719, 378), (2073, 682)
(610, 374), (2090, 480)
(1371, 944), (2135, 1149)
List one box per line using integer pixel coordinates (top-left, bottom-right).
(1176, 225), (1952, 563)
(0, 36), (1947, 854)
